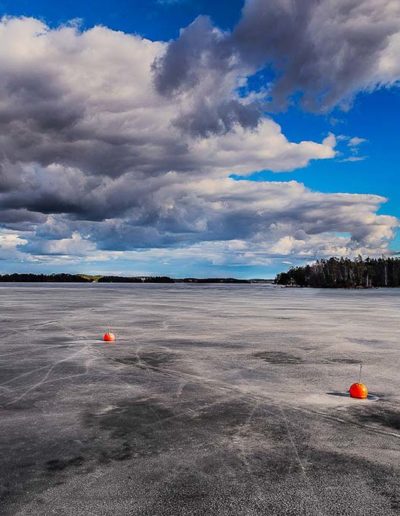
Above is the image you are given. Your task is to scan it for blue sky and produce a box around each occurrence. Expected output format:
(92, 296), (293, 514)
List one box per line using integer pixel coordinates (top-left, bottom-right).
(0, 0), (244, 39)
(244, 87), (400, 247)
(0, 0), (399, 277)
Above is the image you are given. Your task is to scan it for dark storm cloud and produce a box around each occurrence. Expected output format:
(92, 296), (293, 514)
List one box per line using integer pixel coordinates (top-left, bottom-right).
(152, 16), (261, 135)
(0, 208), (46, 226)
(154, 0), (400, 115)
(234, 0), (400, 110)
(153, 17), (221, 96)
(173, 97), (261, 136)
(0, 70), (83, 130)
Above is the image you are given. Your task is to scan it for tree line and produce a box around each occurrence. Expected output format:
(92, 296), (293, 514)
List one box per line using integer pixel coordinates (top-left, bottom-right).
(0, 273), (91, 282)
(0, 274), (251, 284)
(275, 257), (400, 288)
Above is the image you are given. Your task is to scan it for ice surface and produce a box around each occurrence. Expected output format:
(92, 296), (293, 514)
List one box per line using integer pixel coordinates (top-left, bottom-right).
(0, 284), (399, 515)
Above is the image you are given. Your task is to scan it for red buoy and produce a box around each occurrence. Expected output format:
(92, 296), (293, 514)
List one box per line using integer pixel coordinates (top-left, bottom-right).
(103, 332), (116, 342)
(349, 382), (368, 399)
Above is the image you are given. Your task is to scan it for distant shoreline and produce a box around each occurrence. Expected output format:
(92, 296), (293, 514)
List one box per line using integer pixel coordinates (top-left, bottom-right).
(0, 274), (274, 284)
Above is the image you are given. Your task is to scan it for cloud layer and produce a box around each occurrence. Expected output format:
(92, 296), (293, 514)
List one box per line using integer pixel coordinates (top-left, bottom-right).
(0, 12), (398, 272)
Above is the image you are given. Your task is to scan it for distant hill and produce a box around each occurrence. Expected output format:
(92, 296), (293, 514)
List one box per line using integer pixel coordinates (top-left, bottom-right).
(0, 274), (257, 284)
(275, 257), (400, 288)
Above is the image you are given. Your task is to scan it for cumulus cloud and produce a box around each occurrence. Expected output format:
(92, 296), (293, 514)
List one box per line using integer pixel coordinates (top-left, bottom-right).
(0, 15), (397, 271)
(0, 16), (334, 176)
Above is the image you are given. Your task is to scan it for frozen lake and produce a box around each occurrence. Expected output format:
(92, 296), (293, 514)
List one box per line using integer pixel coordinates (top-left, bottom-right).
(0, 284), (399, 515)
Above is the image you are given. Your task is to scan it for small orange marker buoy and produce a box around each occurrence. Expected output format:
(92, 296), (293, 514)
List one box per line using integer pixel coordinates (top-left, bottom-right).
(349, 382), (368, 399)
(349, 363), (368, 399)
(103, 332), (116, 342)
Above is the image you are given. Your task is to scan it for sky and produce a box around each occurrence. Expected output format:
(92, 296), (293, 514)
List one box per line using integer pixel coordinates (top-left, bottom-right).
(0, 0), (399, 278)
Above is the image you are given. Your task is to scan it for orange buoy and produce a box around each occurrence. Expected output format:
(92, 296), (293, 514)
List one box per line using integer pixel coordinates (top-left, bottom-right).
(349, 362), (368, 399)
(103, 332), (116, 342)
(349, 382), (368, 399)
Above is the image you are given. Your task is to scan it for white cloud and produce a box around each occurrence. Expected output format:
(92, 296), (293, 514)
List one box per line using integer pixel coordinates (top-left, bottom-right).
(339, 156), (367, 163)
(0, 229), (28, 260)
(30, 232), (96, 256)
(349, 137), (367, 147)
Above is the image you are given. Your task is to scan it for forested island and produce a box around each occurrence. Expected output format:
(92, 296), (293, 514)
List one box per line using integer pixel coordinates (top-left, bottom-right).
(275, 257), (400, 288)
